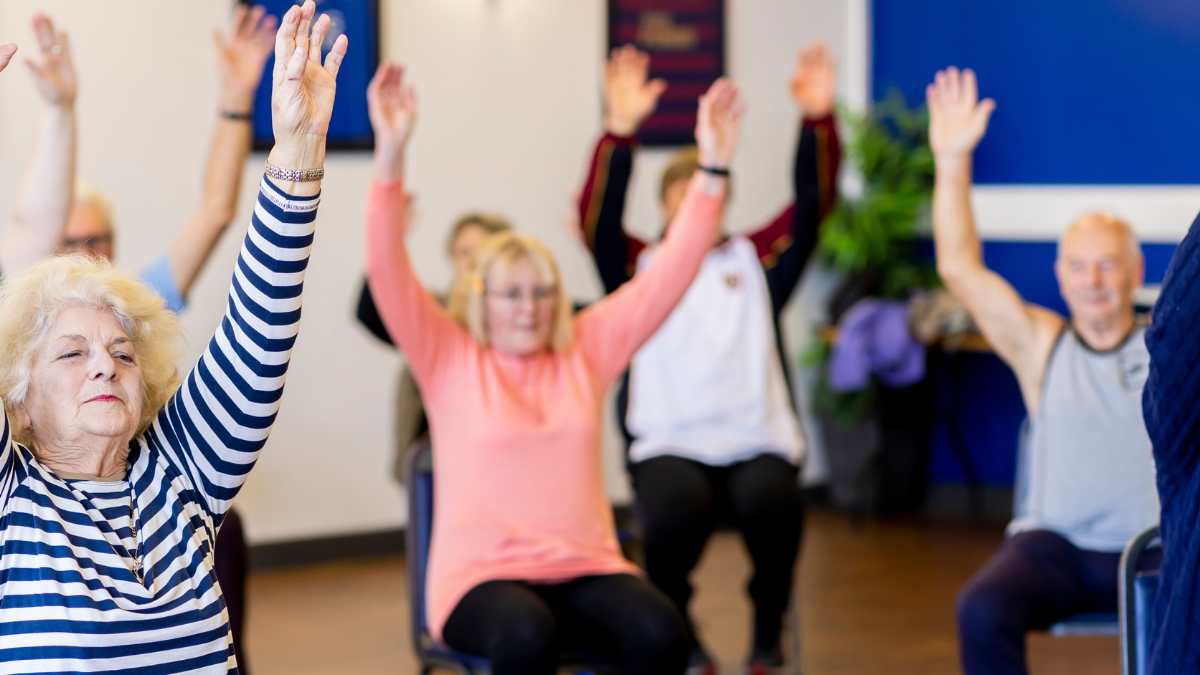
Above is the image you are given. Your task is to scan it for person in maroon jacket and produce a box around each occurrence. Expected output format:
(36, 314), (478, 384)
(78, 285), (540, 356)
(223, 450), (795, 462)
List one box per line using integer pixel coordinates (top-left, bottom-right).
(576, 44), (841, 675)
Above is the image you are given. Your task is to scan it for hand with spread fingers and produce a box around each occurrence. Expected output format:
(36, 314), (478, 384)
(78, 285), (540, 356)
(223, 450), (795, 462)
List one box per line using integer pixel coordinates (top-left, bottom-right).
(214, 3), (277, 112)
(604, 44), (666, 137)
(790, 40), (835, 117)
(695, 77), (746, 170)
(25, 13), (75, 108)
(269, 0), (348, 171)
(926, 66), (995, 161)
(367, 62), (417, 183)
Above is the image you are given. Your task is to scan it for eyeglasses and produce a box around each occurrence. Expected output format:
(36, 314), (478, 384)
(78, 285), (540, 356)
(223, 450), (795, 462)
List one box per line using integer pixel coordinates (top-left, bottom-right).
(484, 284), (559, 304)
(60, 234), (114, 251)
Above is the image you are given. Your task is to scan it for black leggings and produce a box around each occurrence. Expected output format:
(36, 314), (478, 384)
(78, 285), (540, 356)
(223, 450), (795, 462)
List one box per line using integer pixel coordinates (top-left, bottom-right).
(956, 529), (1122, 675)
(215, 508), (249, 674)
(442, 573), (689, 675)
(632, 453), (805, 652)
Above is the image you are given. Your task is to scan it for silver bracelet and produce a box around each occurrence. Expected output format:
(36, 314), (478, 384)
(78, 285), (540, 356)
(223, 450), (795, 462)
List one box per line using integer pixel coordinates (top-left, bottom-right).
(264, 163), (325, 183)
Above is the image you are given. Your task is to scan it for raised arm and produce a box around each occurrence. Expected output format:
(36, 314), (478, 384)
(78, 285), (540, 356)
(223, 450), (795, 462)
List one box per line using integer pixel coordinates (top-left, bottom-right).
(928, 67), (1062, 408)
(365, 63), (466, 383)
(165, 5), (277, 302)
(0, 15), (76, 276)
(750, 42), (842, 313)
(1144, 213), (1200, 478)
(148, 2), (346, 517)
(577, 79), (740, 385)
(577, 46), (661, 293)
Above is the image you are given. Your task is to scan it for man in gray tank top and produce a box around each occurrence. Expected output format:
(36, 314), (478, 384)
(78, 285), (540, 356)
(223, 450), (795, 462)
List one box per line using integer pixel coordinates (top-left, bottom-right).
(926, 68), (1159, 675)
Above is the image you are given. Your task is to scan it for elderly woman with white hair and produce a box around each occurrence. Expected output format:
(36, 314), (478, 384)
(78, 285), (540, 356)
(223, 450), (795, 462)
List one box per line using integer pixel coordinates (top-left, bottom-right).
(366, 61), (743, 675)
(0, 2), (346, 672)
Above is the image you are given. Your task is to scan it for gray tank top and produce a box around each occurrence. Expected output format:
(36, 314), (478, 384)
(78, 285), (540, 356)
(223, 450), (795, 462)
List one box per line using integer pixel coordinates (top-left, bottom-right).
(1008, 325), (1160, 552)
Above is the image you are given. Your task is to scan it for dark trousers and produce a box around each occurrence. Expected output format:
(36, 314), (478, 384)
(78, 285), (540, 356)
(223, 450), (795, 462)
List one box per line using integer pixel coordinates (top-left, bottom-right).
(215, 508), (250, 674)
(632, 453), (805, 652)
(956, 529), (1121, 675)
(442, 573), (689, 675)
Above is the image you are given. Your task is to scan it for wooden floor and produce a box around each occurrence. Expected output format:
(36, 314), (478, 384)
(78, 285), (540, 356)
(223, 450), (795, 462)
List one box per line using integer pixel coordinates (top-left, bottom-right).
(243, 511), (1121, 674)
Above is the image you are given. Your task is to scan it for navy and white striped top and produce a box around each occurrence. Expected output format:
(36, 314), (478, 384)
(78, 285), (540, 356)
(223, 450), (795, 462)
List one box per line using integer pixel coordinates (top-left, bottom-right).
(0, 177), (318, 674)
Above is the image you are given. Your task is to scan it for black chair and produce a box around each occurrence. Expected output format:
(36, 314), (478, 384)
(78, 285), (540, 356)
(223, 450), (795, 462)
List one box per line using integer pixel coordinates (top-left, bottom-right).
(1119, 525), (1161, 675)
(405, 439), (612, 674)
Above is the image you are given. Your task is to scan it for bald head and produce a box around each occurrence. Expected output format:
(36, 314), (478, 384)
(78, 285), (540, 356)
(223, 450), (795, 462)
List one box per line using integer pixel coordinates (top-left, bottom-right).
(1059, 212), (1141, 264)
(1055, 211), (1143, 330)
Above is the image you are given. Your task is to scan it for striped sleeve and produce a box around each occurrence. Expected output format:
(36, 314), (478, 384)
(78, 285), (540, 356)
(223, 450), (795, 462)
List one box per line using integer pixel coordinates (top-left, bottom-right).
(143, 176), (318, 518)
(0, 406), (14, 511)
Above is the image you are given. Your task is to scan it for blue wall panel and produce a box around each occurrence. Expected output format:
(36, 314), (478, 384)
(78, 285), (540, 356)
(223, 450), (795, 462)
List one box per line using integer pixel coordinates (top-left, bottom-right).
(872, 1), (1200, 184)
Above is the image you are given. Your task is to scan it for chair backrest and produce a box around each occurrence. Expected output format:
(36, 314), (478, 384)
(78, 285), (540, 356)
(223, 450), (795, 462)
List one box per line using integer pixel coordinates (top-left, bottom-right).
(1120, 525), (1162, 675)
(405, 438), (436, 652)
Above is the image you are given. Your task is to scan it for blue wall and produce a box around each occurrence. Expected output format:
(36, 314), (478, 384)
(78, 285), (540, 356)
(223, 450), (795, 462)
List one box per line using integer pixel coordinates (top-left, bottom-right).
(872, 0), (1200, 184)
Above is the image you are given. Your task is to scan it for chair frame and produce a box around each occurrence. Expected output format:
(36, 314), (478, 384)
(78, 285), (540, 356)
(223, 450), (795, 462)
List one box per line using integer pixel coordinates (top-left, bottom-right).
(1119, 525), (1161, 675)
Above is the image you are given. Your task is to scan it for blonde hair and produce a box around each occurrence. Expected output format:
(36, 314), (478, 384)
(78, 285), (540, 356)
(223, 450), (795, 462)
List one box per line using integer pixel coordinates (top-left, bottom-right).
(447, 232), (573, 351)
(660, 147), (701, 202)
(445, 211), (512, 255)
(0, 255), (183, 448)
(75, 181), (116, 232)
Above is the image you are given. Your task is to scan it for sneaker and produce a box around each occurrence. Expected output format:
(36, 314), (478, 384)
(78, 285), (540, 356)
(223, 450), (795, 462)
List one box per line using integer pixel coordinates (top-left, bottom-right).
(745, 645), (785, 675)
(686, 647), (717, 675)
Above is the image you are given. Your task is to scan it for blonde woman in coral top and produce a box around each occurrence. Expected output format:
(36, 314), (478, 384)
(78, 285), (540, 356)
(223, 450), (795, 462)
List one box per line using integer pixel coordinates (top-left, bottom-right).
(364, 62), (742, 675)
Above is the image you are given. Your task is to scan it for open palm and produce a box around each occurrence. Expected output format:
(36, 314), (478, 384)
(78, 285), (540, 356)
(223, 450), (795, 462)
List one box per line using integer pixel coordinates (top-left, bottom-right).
(271, 1), (348, 146)
(367, 62), (417, 152)
(927, 67), (995, 158)
(25, 13), (75, 107)
(604, 45), (666, 136)
(790, 41), (835, 116)
(215, 4), (277, 97)
(695, 78), (745, 167)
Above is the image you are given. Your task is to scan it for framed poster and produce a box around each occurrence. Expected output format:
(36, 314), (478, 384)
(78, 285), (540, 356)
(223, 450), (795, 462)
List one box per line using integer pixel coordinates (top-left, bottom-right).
(607, 0), (726, 146)
(242, 0), (379, 151)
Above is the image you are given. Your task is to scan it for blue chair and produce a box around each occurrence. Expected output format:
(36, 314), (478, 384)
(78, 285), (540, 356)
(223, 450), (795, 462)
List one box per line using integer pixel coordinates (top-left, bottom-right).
(1119, 526), (1161, 675)
(405, 439), (613, 675)
(1012, 419), (1120, 637)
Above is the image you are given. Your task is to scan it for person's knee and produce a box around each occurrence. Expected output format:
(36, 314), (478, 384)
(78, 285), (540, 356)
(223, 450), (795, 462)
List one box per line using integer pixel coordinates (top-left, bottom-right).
(487, 610), (557, 667)
(956, 579), (1015, 639)
(636, 459), (714, 537)
(731, 462), (803, 524)
(619, 598), (689, 671)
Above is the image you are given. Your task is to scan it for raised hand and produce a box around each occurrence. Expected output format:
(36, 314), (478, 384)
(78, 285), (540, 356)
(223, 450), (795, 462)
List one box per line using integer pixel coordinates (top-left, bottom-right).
(366, 62), (417, 181)
(25, 13), (76, 108)
(694, 78), (745, 169)
(0, 44), (16, 74)
(270, 0), (348, 162)
(790, 41), (835, 117)
(604, 45), (666, 137)
(926, 67), (995, 160)
(214, 4), (277, 110)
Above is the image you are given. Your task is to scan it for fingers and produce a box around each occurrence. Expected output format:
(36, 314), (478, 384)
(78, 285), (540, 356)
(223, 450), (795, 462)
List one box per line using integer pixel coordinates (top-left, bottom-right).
(274, 4), (301, 72)
(294, 1), (315, 66)
(32, 13), (55, 53)
(309, 13), (330, 64)
(256, 13), (278, 49)
(243, 5), (266, 39)
(0, 44), (15, 73)
(648, 78), (667, 98)
(230, 4), (249, 38)
(975, 98), (996, 129)
(323, 33), (348, 78)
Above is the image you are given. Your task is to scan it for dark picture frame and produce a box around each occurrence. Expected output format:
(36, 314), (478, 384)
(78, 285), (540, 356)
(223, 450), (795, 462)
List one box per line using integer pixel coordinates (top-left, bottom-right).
(606, 0), (726, 146)
(241, 0), (380, 151)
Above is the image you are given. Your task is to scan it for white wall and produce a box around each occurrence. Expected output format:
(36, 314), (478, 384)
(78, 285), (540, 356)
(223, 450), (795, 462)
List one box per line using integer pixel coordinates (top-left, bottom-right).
(0, 0), (850, 543)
